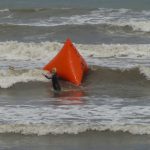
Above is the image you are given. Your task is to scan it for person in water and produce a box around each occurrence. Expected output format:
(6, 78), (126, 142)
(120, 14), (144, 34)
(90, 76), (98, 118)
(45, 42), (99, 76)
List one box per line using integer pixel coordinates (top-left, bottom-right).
(43, 68), (61, 91)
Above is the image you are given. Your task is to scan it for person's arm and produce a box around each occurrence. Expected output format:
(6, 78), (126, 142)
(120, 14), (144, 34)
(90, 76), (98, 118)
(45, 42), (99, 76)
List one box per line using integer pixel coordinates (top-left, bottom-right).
(42, 73), (52, 79)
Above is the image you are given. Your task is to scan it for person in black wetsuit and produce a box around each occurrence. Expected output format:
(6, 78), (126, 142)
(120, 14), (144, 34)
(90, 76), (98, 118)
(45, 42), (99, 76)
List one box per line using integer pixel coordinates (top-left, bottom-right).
(43, 68), (61, 91)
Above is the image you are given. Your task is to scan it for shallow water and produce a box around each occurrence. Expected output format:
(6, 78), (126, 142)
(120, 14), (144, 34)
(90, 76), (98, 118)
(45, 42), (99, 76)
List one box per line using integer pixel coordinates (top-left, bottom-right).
(0, 0), (150, 149)
(0, 131), (150, 150)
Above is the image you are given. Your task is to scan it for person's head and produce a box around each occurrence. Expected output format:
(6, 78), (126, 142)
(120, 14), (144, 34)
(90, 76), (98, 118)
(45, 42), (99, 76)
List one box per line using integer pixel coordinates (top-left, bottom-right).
(51, 67), (57, 74)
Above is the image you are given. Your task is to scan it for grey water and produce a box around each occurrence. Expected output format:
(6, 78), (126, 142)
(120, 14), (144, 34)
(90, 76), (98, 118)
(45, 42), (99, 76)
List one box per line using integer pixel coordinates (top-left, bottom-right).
(0, 0), (150, 150)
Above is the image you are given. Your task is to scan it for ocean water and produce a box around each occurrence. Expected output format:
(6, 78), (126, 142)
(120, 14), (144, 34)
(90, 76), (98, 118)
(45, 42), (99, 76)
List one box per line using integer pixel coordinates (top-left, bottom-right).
(0, 0), (150, 149)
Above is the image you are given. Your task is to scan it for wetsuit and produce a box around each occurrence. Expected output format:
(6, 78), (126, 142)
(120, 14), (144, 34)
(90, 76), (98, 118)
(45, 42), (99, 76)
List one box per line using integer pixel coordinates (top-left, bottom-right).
(44, 73), (61, 91)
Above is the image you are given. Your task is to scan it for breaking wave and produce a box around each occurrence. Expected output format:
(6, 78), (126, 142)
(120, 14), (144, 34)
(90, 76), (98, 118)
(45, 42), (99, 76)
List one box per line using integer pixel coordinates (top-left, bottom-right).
(0, 41), (150, 88)
(0, 9), (9, 12)
(0, 104), (150, 135)
(0, 66), (150, 88)
(1, 8), (150, 33)
(0, 123), (150, 135)
(0, 41), (150, 60)
(0, 68), (47, 88)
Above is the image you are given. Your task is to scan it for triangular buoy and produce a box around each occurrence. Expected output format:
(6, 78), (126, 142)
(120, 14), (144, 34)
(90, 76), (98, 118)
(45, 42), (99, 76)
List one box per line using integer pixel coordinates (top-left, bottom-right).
(43, 38), (88, 85)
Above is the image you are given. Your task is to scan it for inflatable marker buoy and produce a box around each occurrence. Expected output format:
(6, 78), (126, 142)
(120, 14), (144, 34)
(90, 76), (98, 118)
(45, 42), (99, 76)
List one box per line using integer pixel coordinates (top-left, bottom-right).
(43, 38), (88, 85)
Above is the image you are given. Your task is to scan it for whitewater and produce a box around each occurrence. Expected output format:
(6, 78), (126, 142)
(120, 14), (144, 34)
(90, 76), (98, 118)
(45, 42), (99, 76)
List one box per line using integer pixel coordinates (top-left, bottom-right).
(0, 104), (150, 135)
(0, 41), (150, 88)
(0, 41), (150, 136)
(1, 1), (150, 150)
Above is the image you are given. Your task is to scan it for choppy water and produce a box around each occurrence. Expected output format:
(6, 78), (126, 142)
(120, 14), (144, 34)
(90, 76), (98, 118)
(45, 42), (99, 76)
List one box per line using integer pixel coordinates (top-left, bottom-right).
(0, 7), (150, 43)
(0, 1), (150, 149)
(0, 41), (150, 136)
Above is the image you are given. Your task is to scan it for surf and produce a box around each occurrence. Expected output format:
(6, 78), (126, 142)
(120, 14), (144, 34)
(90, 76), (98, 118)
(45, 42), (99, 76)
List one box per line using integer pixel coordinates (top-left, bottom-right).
(0, 41), (150, 60)
(0, 66), (150, 88)
(0, 104), (149, 135)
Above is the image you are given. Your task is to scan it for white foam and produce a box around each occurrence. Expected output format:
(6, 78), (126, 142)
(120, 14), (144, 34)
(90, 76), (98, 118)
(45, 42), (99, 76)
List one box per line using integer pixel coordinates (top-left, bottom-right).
(1, 8), (150, 32)
(0, 123), (150, 135)
(120, 20), (150, 32)
(30, 9), (150, 32)
(0, 68), (47, 88)
(0, 104), (150, 135)
(77, 43), (150, 59)
(0, 41), (150, 60)
(0, 41), (150, 88)
(0, 9), (9, 12)
(139, 66), (150, 80)
(0, 41), (62, 61)
(82, 8), (150, 32)
(1, 66), (149, 88)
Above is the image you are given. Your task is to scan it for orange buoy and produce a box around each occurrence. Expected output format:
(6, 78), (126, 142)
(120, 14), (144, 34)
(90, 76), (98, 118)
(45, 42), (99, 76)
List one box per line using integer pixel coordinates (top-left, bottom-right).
(43, 38), (88, 85)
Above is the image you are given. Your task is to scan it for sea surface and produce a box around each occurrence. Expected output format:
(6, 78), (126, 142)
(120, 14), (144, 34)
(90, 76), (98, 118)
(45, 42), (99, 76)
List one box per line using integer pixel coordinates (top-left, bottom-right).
(0, 0), (150, 150)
